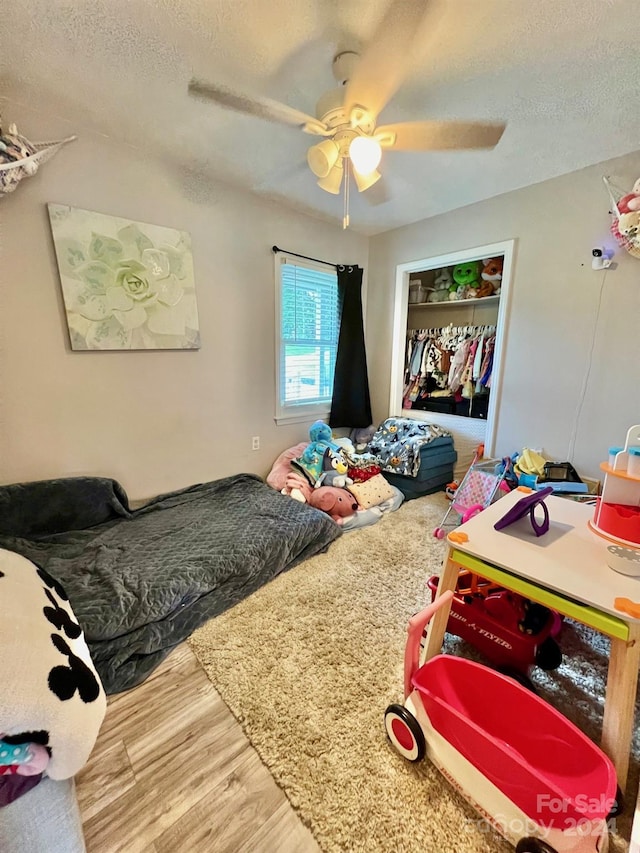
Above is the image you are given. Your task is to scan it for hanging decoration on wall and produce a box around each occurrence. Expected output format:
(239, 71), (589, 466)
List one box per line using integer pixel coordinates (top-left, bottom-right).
(0, 117), (76, 196)
(48, 205), (201, 351)
(603, 175), (640, 259)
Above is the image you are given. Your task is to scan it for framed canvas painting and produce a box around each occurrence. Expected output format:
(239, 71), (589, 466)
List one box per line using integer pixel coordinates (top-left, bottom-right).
(47, 204), (200, 350)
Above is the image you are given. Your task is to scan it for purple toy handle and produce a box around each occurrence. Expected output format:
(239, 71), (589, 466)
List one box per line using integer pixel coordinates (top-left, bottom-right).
(529, 498), (550, 536)
(494, 485), (553, 537)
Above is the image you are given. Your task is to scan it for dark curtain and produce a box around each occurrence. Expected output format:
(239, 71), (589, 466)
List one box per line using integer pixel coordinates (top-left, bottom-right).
(329, 265), (372, 429)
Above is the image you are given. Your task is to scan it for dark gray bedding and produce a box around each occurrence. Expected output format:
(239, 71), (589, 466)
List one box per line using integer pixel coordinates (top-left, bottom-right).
(0, 474), (341, 694)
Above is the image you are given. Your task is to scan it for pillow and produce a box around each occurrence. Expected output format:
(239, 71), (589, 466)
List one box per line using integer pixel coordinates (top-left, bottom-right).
(347, 474), (397, 509)
(0, 549), (106, 781)
(266, 443), (309, 491)
(0, 477), (130, 538)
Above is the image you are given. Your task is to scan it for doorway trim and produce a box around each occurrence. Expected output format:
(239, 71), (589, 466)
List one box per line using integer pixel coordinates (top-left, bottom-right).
(389, 239), (516, 457)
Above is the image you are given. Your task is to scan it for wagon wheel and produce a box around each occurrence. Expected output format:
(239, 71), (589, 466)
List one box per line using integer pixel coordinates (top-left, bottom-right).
(535, 637), (562, 671)
(515, 838), (558, 853)
(384, 704), (425, 762)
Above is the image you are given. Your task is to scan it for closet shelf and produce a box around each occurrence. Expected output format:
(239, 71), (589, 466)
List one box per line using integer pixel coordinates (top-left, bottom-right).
(409, 295), (500, 309)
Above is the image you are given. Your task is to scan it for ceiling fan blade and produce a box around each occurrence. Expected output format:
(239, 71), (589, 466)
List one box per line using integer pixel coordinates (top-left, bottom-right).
(344, 0), (431, 123)
(377, 120), (506, 151)
(188, 79), (328, 134)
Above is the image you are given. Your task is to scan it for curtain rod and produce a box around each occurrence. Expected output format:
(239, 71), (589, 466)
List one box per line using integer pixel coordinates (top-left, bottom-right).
(272, 245), (337, 269)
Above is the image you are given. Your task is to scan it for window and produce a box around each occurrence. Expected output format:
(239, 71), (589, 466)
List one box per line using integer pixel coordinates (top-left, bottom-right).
(275, 255), (339, 424)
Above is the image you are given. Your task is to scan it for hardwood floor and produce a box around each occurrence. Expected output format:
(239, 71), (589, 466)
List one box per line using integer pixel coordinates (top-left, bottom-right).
(76, 645), (320, 853)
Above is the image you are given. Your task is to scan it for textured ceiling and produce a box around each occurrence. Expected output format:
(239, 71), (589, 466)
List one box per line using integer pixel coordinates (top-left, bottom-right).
(2, 0), (640, 234)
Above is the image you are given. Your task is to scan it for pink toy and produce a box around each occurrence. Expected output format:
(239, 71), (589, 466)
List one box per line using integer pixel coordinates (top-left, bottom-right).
(307, 486), (358, 524)
(617, 177), (640, 214)
(16, 743), (49, 776)
(266, 442), (309, 491)
(282, 471), (313, 503)
(385, 592), (618, 853)
(433, 449), (513, 539)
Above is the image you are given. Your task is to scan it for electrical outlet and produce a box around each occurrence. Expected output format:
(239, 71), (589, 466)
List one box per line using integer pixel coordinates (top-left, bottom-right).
(251, 436), (260, 451)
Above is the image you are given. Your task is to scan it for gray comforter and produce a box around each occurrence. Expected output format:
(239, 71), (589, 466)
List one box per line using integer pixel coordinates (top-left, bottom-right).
(0, 474), (341, 694)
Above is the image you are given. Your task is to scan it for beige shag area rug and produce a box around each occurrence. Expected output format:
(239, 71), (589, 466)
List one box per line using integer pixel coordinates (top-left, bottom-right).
(189, 494), (638, 853)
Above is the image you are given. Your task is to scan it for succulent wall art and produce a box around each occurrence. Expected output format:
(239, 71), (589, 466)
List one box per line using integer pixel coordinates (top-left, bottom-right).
(48, 204), (200, 350)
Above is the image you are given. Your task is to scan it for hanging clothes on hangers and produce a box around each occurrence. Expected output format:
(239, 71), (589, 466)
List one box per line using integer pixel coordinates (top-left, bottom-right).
(403, 324), (496, 418)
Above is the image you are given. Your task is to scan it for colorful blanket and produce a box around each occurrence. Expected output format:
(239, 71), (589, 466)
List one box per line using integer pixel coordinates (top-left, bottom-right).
(368, 417), (451, 477)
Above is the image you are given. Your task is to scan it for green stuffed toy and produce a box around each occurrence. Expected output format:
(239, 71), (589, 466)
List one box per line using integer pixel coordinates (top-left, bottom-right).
(451, 261), (481, 300)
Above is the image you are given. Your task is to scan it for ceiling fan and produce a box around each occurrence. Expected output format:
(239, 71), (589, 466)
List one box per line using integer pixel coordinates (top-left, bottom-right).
(188, 0), (505, 219)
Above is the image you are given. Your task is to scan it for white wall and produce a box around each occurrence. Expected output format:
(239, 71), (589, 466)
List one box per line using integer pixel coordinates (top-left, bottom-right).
(367, 151), (640, 480)
(0, 97), (368, 500)
(2, 92), (638, 496)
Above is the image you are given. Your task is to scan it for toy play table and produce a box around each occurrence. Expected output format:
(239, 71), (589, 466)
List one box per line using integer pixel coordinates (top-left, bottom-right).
(423, 489), (640, 792)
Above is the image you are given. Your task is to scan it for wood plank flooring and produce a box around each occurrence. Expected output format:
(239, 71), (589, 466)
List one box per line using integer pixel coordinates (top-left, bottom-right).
(76, 644), (319, 853)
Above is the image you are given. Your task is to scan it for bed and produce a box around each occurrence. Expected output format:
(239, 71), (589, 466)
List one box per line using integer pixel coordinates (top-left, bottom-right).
(0, 473), (341, 694)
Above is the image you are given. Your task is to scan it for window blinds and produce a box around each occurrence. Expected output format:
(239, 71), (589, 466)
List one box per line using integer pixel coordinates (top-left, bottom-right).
(279, 261), (338, 408)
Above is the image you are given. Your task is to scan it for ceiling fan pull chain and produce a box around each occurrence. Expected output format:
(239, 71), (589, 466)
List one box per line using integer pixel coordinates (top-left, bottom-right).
(343, 164), (350, 230)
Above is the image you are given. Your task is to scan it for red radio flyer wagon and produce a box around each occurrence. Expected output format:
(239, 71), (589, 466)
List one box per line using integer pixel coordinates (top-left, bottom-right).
(385, 592), (617, 853)
(425, 571), (563, 686)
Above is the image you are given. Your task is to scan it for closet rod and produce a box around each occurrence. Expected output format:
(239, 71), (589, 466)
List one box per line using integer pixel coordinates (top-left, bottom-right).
(408, 324), (496, 333)
(272, 245), (337, 269)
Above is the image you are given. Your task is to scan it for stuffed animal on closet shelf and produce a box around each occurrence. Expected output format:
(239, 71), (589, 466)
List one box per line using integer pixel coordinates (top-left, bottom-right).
(480, 256), (504, 296)
(617, 177), (640, 214)
(451, 261), (481, 300)
(307, 486), (358, 524)
(428, 268), (453, 302)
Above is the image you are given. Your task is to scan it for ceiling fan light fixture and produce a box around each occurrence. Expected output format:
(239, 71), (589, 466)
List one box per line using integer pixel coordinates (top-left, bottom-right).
(307, 139), (340, 178)
(349, 136), (382, 176)
(352, 166), (382, 193)
(317, 161), (344, 194)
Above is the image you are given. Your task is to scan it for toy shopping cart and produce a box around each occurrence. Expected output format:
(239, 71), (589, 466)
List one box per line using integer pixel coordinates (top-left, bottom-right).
(433, 448), (513, 539)
(385, 592), (617, 853)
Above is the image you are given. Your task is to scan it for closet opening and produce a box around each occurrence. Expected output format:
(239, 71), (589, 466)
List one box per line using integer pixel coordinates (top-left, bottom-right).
(406, 323), (497, 419)
(389, 241), (515, 458)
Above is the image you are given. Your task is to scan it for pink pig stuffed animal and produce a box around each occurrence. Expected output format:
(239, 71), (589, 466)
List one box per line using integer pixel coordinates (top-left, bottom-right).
(307, 487), (358, 524)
